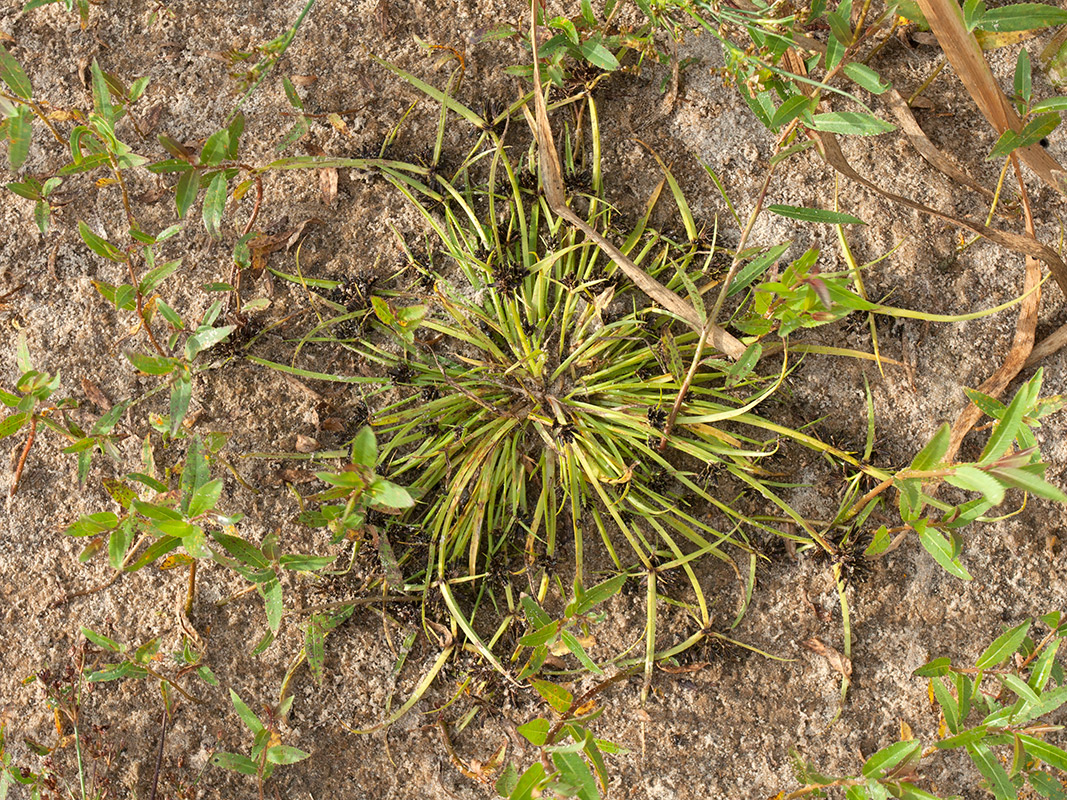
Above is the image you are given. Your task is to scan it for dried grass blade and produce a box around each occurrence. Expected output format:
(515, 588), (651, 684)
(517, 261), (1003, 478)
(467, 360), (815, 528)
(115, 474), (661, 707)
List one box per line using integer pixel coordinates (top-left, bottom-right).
(915, 0), (1067, 195)
(945, 161), (1041, 463)
(884, 89), (996, 201)
(807, 128), (1067, 297)
(525, 0), (745, 359)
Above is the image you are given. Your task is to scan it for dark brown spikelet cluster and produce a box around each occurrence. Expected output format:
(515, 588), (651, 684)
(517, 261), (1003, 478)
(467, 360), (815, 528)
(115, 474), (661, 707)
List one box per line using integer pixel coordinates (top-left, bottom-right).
(492, 259), (527, 294)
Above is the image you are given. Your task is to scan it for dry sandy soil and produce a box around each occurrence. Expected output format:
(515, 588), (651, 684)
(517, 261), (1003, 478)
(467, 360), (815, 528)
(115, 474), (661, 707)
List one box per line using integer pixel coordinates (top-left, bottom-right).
(1, 0), (1066, 798)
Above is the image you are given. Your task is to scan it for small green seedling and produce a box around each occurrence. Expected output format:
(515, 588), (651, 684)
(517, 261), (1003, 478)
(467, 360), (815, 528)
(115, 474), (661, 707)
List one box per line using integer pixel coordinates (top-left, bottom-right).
(5, 176), (62, 234)
(789, 612), (1067, 799)
(211, 690), (309, 792)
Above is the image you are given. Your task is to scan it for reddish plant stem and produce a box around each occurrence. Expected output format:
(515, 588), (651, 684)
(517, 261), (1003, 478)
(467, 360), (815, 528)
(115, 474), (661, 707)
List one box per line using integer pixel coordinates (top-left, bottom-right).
(10, 415), (37, 498)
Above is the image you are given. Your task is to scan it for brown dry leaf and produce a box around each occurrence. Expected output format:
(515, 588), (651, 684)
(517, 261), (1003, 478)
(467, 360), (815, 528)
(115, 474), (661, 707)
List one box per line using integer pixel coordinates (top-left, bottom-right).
(295, 434), (320, 453)
(80, 378), (112, 411)
(915, 0), (1067, 195)
(248, 217), (322, 257)
(326, 112), (350, 136)
(884, 90), (995, 202)
(265, 467), (317, 486)
(525, 2), (745, 360)
(320, 165), (338, 207)
(1027, 323), (1067, 366)
(801, 636), (853, 680)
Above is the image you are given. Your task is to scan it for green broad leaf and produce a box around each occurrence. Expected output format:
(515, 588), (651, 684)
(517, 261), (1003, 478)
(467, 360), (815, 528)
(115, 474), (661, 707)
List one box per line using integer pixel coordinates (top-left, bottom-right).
(990, 465), (1067, 503)
(727, 242), (790, 297)
(993, 114), (1061, 160)
(275, 115), (309, 153)
(89, 60), (112, 120)
(1031, 97), (1067, 113)
(212, 530), (270, 569)
(266, 744), (309, 764)
(861, 740), (920, 779)
(153, 519), (197, 540)
(6, 108), (31, 170)
(578, 39), (620, 71)
(86, 661), (147, 682)
(897, 477), (922, 521)
(210, 751), (259, 775)
(531, 678), (572, 714)
(108, 522), (133, 568)
(931, 676), (960, 733)
(966, 741), (1016, 800)
(78, 221), (127, 262)
(917, 524), (972, 580)
(169, 376), (192, 436)
(974, 4), (1067, 33)
(1028, 639), (1059, 691)
(175, 168), (198, 219)
(1029, 770), (1067, 800)
(0, 45), (32, 99)
(229, 689), (264, 734)
(976, 620), (1031, 669)
(517, 718), (550, 747)
(509, 762), (547, 800)
(827, 9), (852, 45)
(551, 751), (599, 800)
(6, 179), (42, 201)
(809, 112), (896, 136)
(81, 626), (126, 653)
(350, 426), (377, 468)
(199, 128), (230, 167)
(963, 0), (986, 31)
(315, 470), (363, 489)
(864, 525), (891, 557)
(279, 554), (335, 572)
(767, 205), (865, 225)
(126, 352), (178, 377)
(521, 595), (552, 630)
(132, 637), (160, 664)
(0, 411), (28, 440)
(66, 512), (120, 537)
(34, 198), (50, 234)
(518, 620), (561, 648)
(999, 673), (1040, 705)
(126, 535), (181, 571)
(771, 95), (814, 129)
(227, 113), (243, 159)
(305, 612), (329, 686)
(139, 259), (182, 296)
(843, 62), (890, 94)
(1015, 48), (1032, 106)
(495, 762), (520, 798)
(130, 499), (181, 522)
(560, 630), (602, 674)
(184, 324), (235, 360)
(964, 387), (1006, 419)
(934, 728), (988, 750)
(259, 577), (283, 633)
(572, 573), (626, 616)
(910, 423), (950, 471)
(282, 76), (304, 110)
(202, 172), (228, 238)
(1015, 685), (1067, 725)
(187, 479), (223, 518)
(368, 479), (414, 509)
(945, 465), (1006, 505)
